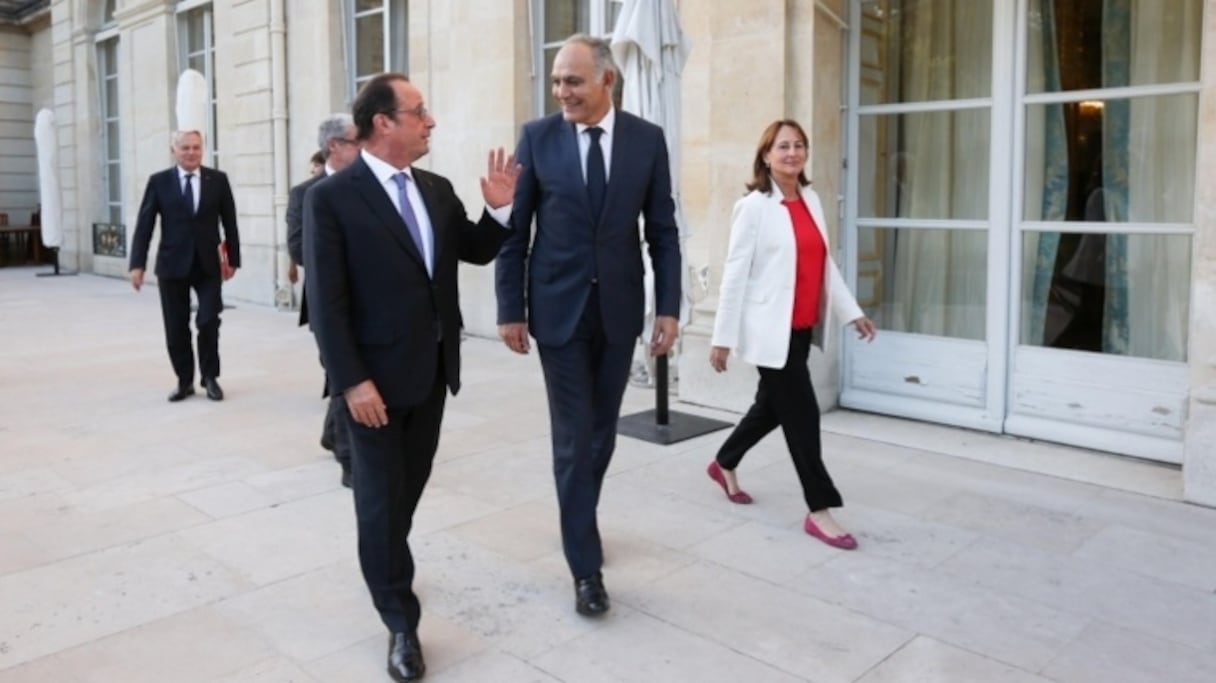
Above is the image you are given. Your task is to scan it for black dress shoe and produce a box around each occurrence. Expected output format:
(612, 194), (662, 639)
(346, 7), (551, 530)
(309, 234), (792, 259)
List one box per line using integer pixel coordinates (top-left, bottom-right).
(387, 631), (425, 682)
(202, 377), (224, 401)
(340, 465), (352, 489)
(168, 384), (195, 402)
(574, 572), (610, 616)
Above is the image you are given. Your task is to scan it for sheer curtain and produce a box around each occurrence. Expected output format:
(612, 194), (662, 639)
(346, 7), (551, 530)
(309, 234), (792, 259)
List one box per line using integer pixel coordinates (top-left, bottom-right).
(1023, 0), (1197, 362)
(1116, 0), (1197, 361)
(891, 0), (990, 339)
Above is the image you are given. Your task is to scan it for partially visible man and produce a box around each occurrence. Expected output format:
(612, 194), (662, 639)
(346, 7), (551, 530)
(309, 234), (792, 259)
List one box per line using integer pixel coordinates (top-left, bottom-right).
(286, 113), (361, 487)
(130, 130), (240, 402)
(495, 34), (681, 617)
(304, 73), (518, 682)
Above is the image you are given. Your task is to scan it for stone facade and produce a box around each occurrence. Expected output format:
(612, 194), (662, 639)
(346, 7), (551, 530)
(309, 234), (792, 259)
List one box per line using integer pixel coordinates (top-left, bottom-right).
(3, 0), (1215, 505)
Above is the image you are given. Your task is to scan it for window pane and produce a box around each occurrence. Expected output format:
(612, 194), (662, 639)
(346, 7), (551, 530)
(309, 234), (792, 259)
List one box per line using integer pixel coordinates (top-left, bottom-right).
(356, 0), (383, 12)
(858, 0), (992, 105)
(857, 109), (990, 220)
(101, 40), (116, 76)
(856, 227), (987, 340)
(605, 0), (621, 31)
(1026, 0), (1200, 94)
(545, 0), (588, 43)
(188, 54), (205, 74)
(109, 205), (123, 226)
(108, 164), (122, 202)
(185, 11), (205, 53)
(107, 122), (120, 160)
(105, 78), (119, 117)
(543, 46), (561, 116)
(1020, 232), (1189, 361)
(356, 13), (385, 77)
(103, 0), (116, 24)
(1023, 94), (1196, 223)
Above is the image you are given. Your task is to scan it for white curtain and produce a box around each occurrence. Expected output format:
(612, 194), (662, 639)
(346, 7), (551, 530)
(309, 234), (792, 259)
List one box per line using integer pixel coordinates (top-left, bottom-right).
(890, 0), (990, 340)
(1121, 0), (1198, 361)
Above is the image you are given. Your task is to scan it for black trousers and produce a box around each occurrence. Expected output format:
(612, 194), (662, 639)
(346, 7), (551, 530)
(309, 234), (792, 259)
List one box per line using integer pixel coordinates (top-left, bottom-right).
(345, 359), (446, 634)
(536, 295), (634, 580)
(157, 253), (222, 385)
(715, 328), (843, 511)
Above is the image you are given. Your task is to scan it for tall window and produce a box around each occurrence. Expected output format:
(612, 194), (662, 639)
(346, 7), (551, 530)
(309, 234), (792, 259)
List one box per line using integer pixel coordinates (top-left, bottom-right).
(103, 0), (116, 24)
(97, 37), (121, 225)
(177, 2), (219, 167)
(532, 0), (622, 115)
(345, 0), (408, 100)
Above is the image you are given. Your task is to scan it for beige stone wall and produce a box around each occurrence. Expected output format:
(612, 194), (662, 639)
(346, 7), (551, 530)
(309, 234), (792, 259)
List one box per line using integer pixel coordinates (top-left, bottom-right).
(410, 0), (528, 338)
(678, 1), (854, 413)
(1184, 0), (1216, 505)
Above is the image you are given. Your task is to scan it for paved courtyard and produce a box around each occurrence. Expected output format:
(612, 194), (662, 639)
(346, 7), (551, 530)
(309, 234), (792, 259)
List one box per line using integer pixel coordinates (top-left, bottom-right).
(1, 266), (1215, 682)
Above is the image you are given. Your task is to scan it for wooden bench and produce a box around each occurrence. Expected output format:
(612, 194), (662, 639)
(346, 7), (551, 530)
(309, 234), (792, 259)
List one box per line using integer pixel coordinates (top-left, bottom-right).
(0, 224), (43, 266)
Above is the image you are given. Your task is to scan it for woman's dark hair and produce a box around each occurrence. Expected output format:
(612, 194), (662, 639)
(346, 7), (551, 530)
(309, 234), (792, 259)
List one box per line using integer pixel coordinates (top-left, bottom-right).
(746, 119), (811, 194)
(352, 72), (408, 141)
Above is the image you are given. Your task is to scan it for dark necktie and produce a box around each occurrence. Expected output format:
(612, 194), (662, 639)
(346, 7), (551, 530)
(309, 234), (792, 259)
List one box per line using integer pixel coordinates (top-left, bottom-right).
(391, 172), (430, 276)
(585, 126), (606, 222)
(183, 173), (195, 215)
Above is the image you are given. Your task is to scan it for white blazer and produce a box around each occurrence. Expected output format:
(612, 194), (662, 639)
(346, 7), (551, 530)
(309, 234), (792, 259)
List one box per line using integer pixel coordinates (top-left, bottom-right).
(711, 184), (864, 369)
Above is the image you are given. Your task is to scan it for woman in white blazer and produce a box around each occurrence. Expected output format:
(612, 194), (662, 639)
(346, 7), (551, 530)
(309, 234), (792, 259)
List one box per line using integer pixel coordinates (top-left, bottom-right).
(707, 119), (876, 550)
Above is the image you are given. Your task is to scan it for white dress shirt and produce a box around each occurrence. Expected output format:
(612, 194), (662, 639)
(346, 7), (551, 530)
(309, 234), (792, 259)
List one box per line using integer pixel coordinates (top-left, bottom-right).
(576, 107), (616, 184)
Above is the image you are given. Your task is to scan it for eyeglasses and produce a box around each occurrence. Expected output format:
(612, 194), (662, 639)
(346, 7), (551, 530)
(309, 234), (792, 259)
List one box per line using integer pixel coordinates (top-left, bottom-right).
(387, 104), (430, 121)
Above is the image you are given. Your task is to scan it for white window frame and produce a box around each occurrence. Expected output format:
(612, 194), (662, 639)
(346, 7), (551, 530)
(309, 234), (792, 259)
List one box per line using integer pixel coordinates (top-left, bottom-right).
(176, 2), (219, 167)
(530, 0), (620, 116)
(96, 32), (121, 226)
(343, 0), (409, 103)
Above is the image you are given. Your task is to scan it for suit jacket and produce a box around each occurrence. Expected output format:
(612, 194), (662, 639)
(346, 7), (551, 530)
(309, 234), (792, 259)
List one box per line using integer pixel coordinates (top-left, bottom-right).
(303, 155), (508, 409)
(286, 172), (327, 327)
(129, 166), (240, 278)
(711, 185), (864, 369)
(495, 111), (681, 346)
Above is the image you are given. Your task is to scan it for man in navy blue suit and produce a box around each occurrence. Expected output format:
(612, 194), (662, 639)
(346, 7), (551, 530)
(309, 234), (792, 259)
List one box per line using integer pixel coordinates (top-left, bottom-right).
(129, 130), (240, 403)
(495, 33), (681, 617)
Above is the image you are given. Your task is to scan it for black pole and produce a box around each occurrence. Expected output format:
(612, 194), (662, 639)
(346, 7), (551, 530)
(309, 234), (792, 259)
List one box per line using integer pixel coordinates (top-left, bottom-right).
(654, 353), (669, 425)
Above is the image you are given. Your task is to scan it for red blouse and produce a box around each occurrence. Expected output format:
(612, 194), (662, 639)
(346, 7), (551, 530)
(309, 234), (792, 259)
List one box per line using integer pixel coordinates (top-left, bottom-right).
(783, 197), (826, 329)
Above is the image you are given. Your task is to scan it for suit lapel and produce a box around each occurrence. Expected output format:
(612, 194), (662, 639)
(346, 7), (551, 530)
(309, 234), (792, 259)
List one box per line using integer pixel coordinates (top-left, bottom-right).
(349, 157), (428, 272)
(560, 121), (595, 226)
(601, 113), (630, 226)
(411, 169), (444, 268)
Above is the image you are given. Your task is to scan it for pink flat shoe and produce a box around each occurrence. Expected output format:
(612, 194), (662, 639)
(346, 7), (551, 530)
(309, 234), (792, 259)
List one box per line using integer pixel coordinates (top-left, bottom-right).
(706, 461), (753, 504)
(804, 515), (858, 550)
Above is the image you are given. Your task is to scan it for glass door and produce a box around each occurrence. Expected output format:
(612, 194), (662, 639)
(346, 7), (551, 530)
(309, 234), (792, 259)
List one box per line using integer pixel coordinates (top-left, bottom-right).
(842, 0), (1199, 463)
(842, 0), (1009, 433)
(1006, 0), (1200, 463)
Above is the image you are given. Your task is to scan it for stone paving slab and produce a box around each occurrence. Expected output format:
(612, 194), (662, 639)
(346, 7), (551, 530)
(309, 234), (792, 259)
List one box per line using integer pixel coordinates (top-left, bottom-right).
(1, 268), (1214, 682)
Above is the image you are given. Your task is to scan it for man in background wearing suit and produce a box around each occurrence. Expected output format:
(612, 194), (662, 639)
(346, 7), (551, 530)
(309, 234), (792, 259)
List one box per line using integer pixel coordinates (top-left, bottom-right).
(129, 129), (240, 402)
(286, 113), (360, 487)
(304, 72), (517, 682)
(495, 34), (681, 617)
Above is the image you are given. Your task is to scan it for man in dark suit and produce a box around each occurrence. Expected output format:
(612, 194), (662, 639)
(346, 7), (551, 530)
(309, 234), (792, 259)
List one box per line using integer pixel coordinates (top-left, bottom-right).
(304, 72), (517, 682)
(129, 129), (240, 402)
(286, 113), (360, 487)
(495, 34), (681, 617)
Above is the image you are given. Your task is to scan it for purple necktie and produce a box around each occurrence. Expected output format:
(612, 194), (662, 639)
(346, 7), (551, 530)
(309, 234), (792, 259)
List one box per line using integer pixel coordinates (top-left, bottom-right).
(391, 172), (429, 275)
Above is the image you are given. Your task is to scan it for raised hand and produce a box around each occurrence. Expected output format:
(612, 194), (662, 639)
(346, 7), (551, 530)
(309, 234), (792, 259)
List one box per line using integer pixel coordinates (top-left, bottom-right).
(480, 147), (521, 209)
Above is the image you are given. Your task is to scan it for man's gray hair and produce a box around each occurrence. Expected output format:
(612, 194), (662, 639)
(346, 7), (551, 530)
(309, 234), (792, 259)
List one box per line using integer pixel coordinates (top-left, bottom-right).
(564, 33), (618, 78)
(172, 129), (203, 147)
(317, 113), (354, 160)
